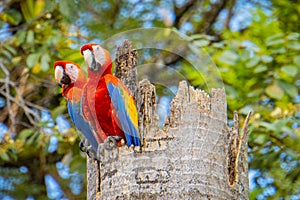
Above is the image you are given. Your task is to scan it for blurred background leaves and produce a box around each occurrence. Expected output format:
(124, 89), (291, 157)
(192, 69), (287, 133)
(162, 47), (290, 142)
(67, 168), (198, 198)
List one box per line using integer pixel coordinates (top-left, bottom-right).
(0, 0), (299, 199)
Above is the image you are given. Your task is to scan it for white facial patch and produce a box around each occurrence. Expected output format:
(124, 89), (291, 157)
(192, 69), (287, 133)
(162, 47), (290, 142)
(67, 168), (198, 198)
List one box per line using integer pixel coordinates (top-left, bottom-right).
(65, 63), (79, 82)
(83, 49), (94, 67)
(54, 65), (64, 83)
(92, 45), (106, 66)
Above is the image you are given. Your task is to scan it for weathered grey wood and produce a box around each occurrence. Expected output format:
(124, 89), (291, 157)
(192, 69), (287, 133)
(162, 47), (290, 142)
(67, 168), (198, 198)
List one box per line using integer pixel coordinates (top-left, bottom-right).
(87, 41), (250, 199)
(114, 40), (139, 100)
(87, 157), (100, 200)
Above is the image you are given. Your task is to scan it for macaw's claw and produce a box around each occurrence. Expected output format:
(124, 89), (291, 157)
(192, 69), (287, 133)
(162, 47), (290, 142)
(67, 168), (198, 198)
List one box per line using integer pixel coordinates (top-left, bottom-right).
(96, 136), (121, 161)
(79, 139), (85, 153)
(79, 137), (90, 152)
(104, 136), (121, 150)
(79, 137), (98, 160)
(105, 139), (116, 150)
(96, 138), (121, 162)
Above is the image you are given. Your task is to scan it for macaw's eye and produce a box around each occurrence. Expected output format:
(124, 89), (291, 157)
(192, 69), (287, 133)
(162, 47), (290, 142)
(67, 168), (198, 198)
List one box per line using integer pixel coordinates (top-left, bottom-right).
(65, 63), (79, 82)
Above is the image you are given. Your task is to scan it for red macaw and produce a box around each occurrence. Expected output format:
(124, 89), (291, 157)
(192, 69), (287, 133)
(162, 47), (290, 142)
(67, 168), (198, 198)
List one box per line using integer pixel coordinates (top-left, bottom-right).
(54, 61), (103, 154)
(80, 44), (141, 147)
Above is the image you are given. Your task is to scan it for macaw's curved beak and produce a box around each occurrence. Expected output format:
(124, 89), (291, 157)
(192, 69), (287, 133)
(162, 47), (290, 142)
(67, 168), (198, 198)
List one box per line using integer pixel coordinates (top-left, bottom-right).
(89, 52), (102, 71)
(82, 48), (101, 72)
(60, 71), (71, 85)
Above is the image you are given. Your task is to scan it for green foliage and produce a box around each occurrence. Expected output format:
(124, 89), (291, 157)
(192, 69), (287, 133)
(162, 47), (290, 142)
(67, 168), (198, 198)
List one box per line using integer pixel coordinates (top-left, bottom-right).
(0, 0), (299, 199)
(0, 0), (86, 199)
(271, 0), (300, 32)
(207, 8), (299, 199)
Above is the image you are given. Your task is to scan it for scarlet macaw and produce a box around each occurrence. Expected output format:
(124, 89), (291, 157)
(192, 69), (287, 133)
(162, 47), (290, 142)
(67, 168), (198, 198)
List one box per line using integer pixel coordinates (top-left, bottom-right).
(80, 44), (141, 147)
(54, 61), (102, 154)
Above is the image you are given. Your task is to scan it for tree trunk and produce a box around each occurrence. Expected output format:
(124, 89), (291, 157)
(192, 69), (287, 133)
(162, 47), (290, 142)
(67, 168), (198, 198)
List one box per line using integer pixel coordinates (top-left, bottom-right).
(87, 41), (250, 200)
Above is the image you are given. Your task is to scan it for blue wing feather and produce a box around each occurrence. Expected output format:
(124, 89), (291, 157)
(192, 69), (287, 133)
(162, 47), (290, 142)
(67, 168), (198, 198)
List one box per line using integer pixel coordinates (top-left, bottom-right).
(67, 101), (99, 151)
(67, 101), (75, 124)
(107, 82), (140, 147)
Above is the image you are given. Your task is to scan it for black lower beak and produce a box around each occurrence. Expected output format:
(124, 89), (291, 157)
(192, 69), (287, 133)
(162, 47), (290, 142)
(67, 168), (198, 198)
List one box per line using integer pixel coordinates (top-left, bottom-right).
(60, 72), (71, 85)
(90, 52), (101, 71)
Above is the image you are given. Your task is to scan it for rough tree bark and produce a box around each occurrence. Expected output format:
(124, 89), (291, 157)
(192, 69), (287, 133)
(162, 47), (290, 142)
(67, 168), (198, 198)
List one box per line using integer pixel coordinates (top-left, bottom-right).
(87, 40), (250, 200)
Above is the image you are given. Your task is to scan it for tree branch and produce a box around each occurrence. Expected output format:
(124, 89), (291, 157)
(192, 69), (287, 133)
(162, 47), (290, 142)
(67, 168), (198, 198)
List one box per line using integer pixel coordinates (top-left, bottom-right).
(0, 62), (16, 133)
(173, 0), (198, 29)
(199, 0), (228, 34)
(0, 63), (43, 127)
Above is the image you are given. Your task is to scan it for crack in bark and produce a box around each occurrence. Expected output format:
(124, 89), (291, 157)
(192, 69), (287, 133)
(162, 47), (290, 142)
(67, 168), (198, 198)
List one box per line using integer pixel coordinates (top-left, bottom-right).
(102, 169), (118, 180)
(227, 111), (251, 187)
(146, 136), (174, 142)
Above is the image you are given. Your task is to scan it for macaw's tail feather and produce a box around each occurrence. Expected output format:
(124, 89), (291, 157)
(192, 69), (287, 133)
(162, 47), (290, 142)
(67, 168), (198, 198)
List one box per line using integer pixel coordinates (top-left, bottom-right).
(125, 132), (141, 147)
(106, 79), (141, 147)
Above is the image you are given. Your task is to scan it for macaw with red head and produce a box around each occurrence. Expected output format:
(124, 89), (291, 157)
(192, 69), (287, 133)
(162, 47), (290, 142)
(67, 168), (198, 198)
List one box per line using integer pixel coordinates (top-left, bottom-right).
(54, 61), (103, 154)
(80, 44), (141, 147)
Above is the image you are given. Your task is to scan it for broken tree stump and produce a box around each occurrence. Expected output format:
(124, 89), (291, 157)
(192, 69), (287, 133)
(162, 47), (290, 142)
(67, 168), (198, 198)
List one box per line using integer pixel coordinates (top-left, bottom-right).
(87, 40), (250, 200)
